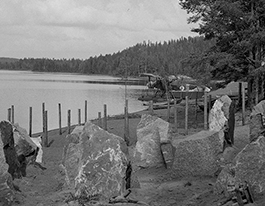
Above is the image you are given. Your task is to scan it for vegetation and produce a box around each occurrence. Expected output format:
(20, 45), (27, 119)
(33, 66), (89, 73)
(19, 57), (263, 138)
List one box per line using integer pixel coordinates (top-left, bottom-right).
(180, 0), (265, 83)
(0, 37), (214, 82)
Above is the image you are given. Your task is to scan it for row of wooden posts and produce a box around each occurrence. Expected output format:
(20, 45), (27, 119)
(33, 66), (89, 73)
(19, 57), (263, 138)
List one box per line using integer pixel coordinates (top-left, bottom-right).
(6, 100), (130, 147)
(148, 82), (247, 134)
(6, 82), (247, 147)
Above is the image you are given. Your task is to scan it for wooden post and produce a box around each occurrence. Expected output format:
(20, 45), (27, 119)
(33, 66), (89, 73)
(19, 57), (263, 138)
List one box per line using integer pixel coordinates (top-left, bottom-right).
(167, 99), (171, 122)
(58, 103), (62, 135)
(238, 82), (242, 108)
(124, 99), (129, 146)
(85, 100), (88, 123)
(103, 104), (107, 130)
(204, 90), (208, 130)
(174, 99), (178, 132)
(242, 83), (246, 126)
(42, 102), (45, 133)
(7, 108), (11, 121)
(208, 95), (212, 110)
(43, 110), (48, 147)
(255, 77), (259, 105)
(247, 78), (253, 108)
(11, 105), (14, 123)
(185, 84), (189, 135)
(195, 91), (198, 127)
(78, 109), (81, 125)
(149, 100), (153, 115)
(29, 107), (32, 137)
(260, 73), (265, 99)
(98, 112), (102, 128)
(67, 110), (71, 134)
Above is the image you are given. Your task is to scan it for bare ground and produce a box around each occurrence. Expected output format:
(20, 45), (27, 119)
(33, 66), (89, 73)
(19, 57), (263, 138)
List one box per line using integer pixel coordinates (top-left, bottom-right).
(10, 104), (263, 206)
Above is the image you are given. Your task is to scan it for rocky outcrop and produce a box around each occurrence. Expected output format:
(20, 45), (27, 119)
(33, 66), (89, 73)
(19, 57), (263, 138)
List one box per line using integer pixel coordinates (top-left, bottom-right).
(62, 122), (130, 200)
(215, 135), (265, 197)
(0, 125), (14, 206)
(171, 130), (223, 177)
(249, 100), (265, 142)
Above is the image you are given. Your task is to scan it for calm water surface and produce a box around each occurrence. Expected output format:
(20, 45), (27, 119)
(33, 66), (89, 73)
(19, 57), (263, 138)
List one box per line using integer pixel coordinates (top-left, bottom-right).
(0, 70), (146, 133)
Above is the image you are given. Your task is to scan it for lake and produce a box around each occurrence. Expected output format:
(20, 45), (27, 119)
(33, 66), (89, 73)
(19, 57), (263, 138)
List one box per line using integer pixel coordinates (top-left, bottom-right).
(0, 70), (147, 133)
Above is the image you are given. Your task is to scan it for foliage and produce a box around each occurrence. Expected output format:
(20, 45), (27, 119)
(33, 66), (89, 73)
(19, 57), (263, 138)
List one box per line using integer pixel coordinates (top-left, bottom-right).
(0, 37), (214, 80)
(180, 0), (265, 83)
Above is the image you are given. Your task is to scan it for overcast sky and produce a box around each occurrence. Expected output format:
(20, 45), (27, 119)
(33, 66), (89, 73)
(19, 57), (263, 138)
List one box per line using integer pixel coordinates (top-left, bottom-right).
(0, 0), (197, 59)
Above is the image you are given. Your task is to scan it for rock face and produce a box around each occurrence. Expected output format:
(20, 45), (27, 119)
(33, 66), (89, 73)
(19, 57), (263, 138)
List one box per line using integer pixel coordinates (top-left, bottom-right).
(171, 130), (223, 177)
(0, 121), (21, 179)
(137, 114), (171, 143)
(249, 100), (265, 142)
(62, 122), (129, 200)
(134, 127), (164, 168)
(133, 114), (172, 168)
(13, 123), (38, 177)
(215, 135), (265, 196)
(0, 126), (14, 205)
(209, 95), (235, 147)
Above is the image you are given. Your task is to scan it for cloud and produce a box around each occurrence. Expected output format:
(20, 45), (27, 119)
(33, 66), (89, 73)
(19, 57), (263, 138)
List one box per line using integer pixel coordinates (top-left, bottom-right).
(0, 0), (197, 59)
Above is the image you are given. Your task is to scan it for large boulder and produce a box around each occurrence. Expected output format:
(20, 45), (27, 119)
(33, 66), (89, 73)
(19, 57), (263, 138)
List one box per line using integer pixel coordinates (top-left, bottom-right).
(62, 122), (129, 200)
(249, 100), (265, 142)
(171, 130), (223, 177)
(137, 114), (171, 143)
(133, 127), (164, 168)
(215, 135), (265, 197)
(0, 121), (22, 179)
(132, 114), (172, 169)
(0, 126), (14, 206)
(209, 95), (235, 147)
(13, 123), (38, 177)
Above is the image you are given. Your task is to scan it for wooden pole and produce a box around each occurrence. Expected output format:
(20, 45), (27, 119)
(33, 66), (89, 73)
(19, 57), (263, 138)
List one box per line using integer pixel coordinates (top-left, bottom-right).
(98, 112), (102, 128)
(42, 102), (45, 133)
(85, 100), (88, 123)
(58, 103), (62, 135)
(149, 100), (153, 115)
(103, 104), (107, 130)
(260, 73), (265, 99)
(238, 82), (242, 108)
(29, 107), (32, 137)
(78, 109), (81, 125)
(43, 110), (48, 147)
(185, 84), (189, 135)
(174, 99), (178, 132)
(208, 95), (212, 110)
(167, 99), (170, 122)
(195, 91), (198, 127)
(11, 105), (14, 123)
(124, 99), (129, 146)
(7, 108), (11, 121)
(67, 110), (71, 134)
(242, 83), (246, 126)
(255, 77), (259, 105)
(204, 90), (208, 130)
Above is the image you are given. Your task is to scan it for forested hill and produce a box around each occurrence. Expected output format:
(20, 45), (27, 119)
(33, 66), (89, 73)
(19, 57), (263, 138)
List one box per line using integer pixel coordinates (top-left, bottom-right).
(0, 36), (214, 80)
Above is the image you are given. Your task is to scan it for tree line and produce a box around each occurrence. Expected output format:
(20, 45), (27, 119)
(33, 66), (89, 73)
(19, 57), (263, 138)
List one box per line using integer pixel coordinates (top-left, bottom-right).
(0, 36), (214, 83)
(180, 0), (265, 84)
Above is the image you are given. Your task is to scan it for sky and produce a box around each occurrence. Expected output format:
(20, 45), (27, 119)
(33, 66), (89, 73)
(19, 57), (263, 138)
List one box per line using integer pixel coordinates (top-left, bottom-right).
(0, 0), (197, 59)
